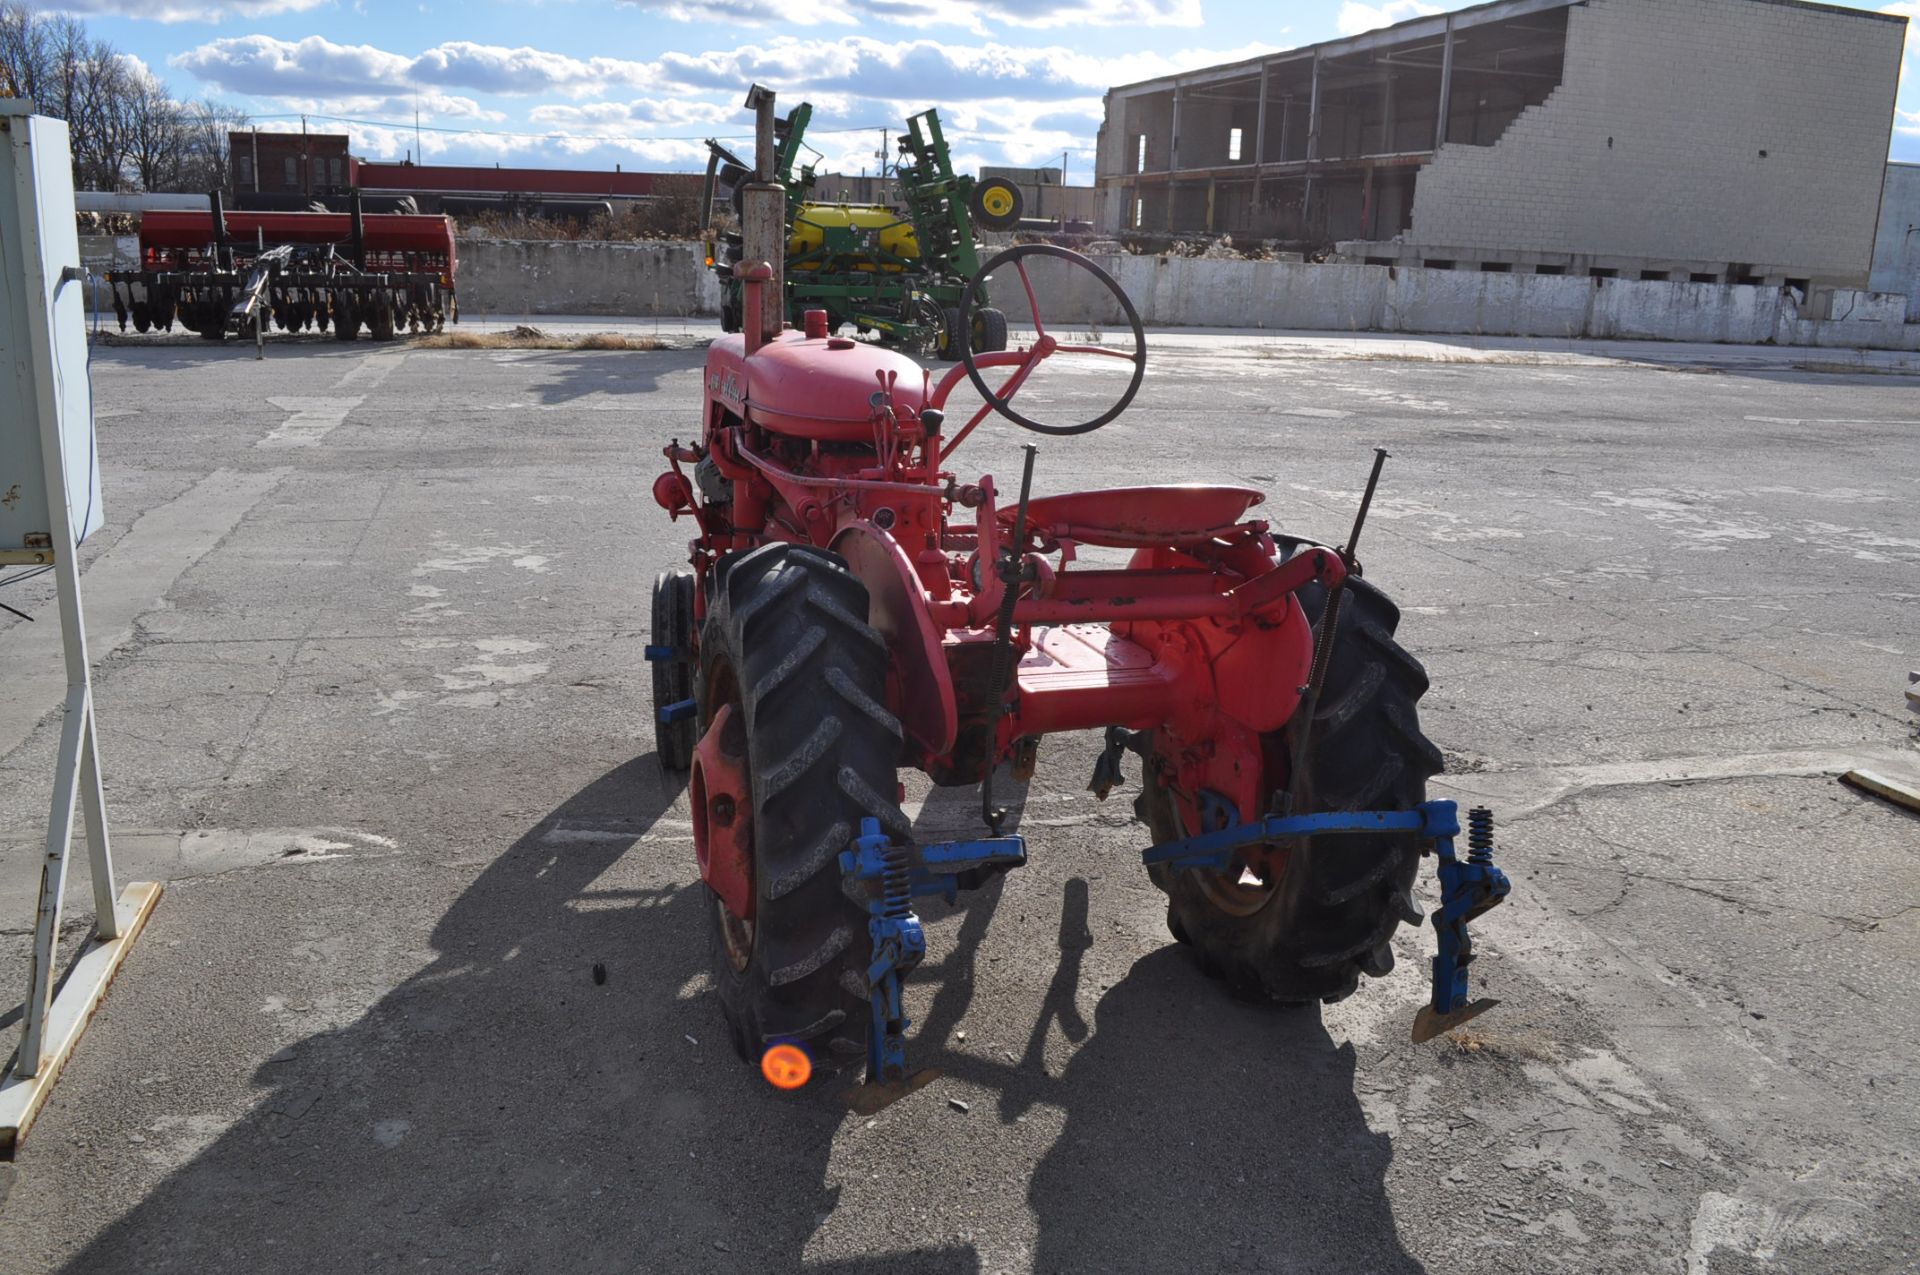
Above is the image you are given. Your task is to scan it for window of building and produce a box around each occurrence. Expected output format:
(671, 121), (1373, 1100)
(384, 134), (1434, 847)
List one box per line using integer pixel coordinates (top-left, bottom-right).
(1534, 264), (1565, 276)
(284, 156), (297, 187)
(1133, 198), (1144, 228)
(1228, 128), (1243, 162)
(237, 155), (253, 187)
(331, 157), (344, 186)
(1136, 134), (1146, 173)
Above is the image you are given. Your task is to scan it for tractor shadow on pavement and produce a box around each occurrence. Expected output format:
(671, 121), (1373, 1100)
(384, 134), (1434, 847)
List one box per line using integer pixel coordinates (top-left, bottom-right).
(55, 758), (1414, 1274)
(55, 755), (970, 1274)
(1020, 948), (1421, 1274)
(901, 781), (1422, 1274)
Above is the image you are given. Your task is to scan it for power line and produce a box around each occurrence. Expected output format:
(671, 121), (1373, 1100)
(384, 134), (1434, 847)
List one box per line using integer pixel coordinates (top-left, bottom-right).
(244, 111), (1095, 151)
(246, 112), (897, 146)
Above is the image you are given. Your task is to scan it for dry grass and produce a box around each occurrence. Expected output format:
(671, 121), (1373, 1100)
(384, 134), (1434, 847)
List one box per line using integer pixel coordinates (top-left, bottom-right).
(413, 325), (668, 351)
(1442, 1026), (1563, 1064)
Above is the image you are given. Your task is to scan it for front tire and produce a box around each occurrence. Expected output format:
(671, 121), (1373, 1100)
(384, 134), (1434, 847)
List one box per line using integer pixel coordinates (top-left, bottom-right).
(651, 569), (696, 771)
(699, 544), (909, 1066)
(974, 306), (1009, 353)
(1141, 564), (1443, 1004)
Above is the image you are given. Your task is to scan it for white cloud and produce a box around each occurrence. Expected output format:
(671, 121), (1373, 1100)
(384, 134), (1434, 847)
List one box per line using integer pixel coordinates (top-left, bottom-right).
(529, 99), (738, 133)
(650, 36), (1277, 102)
(51, 0), (328, 21)
(408, 43), (658, 99)
(175, 32), (1270, 107)
(278, 92), (507, 123)
(1336, 1), (1443, 37)
(615, 0), (853, 22)
(173, 36), (416, 98)
(173, 36), (657, 101)
(172, 31), (1279, 172)
(617, 0), (1199, 28)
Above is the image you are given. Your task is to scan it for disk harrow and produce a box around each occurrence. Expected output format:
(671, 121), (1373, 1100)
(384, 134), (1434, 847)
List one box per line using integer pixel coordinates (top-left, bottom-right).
(105, 191), (456, 342)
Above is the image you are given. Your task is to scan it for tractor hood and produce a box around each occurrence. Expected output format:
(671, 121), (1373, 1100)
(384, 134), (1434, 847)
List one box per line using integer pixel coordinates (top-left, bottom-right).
(717, 331), (930, 442)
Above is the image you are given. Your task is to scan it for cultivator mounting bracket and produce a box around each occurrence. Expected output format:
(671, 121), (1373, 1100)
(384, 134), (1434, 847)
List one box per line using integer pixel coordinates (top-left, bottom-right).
(1144, 799), (1511, 1039)
(840, 817), (1026, 1107)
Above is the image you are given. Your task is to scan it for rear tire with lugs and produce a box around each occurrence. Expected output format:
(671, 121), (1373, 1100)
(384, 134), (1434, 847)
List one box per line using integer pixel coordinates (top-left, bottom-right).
(700, 543), (908, 1066)
(1142, 561), (1443, 1004)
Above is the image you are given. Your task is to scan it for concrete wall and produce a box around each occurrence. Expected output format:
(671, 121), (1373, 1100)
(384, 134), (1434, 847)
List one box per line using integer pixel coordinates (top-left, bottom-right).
(994, 252), (1920, 350)
(85, 227), (1920, 350)
(1870, 163), (1920, 322)
(456, 239), (722, 317)
(1409, 0), (1908, 285)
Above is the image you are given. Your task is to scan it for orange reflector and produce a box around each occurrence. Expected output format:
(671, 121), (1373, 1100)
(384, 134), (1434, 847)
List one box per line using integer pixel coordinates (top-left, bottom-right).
(761, 1043), (812, 1090)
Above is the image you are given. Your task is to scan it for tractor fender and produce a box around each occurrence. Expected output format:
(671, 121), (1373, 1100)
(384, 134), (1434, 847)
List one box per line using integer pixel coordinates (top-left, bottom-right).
(832, 521), (959, 758)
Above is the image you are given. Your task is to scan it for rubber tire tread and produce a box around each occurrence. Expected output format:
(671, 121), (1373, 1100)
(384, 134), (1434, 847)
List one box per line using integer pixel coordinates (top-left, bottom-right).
(701, 543), (907, 1063)
(975, 307), (1009, 354)
(651, 569), (697, 771)
(1142, 563), (1443, 1004)
(937, 306), (963, 362)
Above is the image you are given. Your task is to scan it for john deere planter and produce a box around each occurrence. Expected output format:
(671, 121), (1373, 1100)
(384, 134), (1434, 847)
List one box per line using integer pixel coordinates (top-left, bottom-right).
(702, 104), (1020, 357)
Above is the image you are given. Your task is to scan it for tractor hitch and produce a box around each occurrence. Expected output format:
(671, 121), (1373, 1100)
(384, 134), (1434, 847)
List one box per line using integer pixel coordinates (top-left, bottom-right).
(1143, 799), (1511, 1040)
(840, 817), (1026, 1109)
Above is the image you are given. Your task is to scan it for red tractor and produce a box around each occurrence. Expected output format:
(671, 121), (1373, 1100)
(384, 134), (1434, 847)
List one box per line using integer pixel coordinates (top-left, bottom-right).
(650, 89), (1509, 1101)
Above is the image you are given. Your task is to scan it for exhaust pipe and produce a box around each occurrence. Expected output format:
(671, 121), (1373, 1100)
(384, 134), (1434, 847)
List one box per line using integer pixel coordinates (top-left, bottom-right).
(738, 84), (785, 355)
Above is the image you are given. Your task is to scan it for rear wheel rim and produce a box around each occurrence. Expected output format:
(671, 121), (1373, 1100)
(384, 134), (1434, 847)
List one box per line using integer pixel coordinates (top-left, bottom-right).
(1175, 795), (1279, 917)
(704, 676), (756, 973)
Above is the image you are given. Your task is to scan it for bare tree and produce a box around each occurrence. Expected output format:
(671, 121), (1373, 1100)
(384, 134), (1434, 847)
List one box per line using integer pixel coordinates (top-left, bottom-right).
(1, 3), (246, 192)
(175, 98), (248, 194)
(122, 69), (184, 192)
(0, 3), (52, 103)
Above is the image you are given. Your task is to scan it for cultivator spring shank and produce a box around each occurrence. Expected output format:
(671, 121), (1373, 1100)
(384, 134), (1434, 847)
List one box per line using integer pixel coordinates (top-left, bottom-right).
(104, 191), (458, 342)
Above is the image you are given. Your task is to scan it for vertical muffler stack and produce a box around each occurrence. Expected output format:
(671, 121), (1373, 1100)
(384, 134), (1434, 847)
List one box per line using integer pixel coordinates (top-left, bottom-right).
(738, 84), (785, 354)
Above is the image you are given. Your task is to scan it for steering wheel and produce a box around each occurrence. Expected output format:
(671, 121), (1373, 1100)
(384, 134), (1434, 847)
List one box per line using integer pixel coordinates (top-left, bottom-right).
(957, 244), (1147, 437)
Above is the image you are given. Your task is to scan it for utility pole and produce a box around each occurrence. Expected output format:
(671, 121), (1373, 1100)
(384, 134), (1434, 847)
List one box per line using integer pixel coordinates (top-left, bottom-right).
(300, 114), (309, 196)
(415, 102), (423, 168)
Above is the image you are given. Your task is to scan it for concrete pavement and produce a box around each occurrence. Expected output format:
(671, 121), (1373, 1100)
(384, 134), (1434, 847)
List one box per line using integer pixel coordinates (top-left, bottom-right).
(0, 332), (1915, 1273)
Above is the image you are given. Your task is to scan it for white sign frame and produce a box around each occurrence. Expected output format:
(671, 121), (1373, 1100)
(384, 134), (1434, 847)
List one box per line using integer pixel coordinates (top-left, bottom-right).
(0, 102), (159, 1155)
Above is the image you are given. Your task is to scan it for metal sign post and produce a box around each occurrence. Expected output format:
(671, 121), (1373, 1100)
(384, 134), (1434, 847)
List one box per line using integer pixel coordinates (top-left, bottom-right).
(0, 102), (160, 1156)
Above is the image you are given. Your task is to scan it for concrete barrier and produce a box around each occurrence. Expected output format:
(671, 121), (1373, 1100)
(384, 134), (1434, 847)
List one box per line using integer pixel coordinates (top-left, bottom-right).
(456, 239), (722, 318)
(90, 231), (1920, 351)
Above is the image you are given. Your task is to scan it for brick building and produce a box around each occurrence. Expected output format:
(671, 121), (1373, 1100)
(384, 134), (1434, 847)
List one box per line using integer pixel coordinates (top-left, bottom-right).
(229, 131), (356, 196)
(1096, 0), (1908, 287)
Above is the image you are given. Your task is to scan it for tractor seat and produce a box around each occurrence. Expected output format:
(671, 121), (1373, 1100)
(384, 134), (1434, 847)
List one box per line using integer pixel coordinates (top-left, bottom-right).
(1003, 485), (1265, 547)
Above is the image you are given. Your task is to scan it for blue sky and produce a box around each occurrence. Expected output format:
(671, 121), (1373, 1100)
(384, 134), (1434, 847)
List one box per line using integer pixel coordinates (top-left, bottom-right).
(61, 0), (1920, 175)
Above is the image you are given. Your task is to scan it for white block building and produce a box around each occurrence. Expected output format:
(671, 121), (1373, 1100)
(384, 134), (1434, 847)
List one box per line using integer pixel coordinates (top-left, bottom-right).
(1096, 0), (1908, 287)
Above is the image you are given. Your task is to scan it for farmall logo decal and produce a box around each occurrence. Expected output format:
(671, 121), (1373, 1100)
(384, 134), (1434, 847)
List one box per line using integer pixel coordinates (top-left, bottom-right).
(707, 368), (745, 405)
